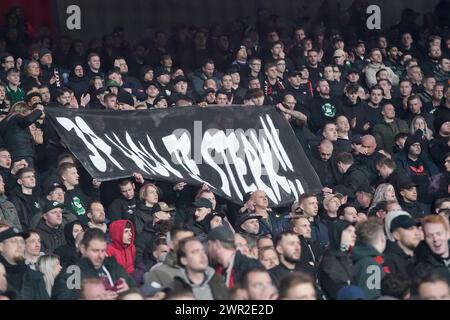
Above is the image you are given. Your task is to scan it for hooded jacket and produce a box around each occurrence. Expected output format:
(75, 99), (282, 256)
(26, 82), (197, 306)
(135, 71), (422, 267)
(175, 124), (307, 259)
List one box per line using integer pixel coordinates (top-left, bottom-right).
(384, 240), (416, 276)
(54, 220), (83, 268)
(133, 202), (156, 235)
(333, 164), (371, 201)
(171, 266), (229, 300)
(352, 243), (389, 300)
(9, 188), (42, 231)
(35, 219), (66, 253)
(0, 195), (22, 230)
(318, 220), (355, 300)
(107, 220), (136, 275)
(145, 251), (180, 289)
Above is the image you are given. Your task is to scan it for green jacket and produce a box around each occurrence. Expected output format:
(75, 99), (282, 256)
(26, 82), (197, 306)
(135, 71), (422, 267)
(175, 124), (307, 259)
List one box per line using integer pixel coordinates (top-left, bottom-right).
(373, 119), (409, 155)
(352, 243), (388, 300)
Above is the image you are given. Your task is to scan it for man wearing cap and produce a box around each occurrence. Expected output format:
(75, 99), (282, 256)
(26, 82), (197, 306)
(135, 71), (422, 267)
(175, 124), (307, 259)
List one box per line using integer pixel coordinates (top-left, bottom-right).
(113, 57), (146, 101)
(395, 135), (439, 203)
(352, 40), (368, 73)
(0, 227), (49, 299)
(384, 214), (421, 276)
(154, 66), (172, 98)
(208, 225), (262, 288)
(397, 177), (426, 219)
(38, 48), (58, 87)
(35, 200), (66, 253)
(235, 212), (263, 241)
(321, 193), (344, 227)
(170, 75), (196, 107)
(106, 69), (135, 107)
(333, 49), (350, 80)
(284, 69), (314, 107)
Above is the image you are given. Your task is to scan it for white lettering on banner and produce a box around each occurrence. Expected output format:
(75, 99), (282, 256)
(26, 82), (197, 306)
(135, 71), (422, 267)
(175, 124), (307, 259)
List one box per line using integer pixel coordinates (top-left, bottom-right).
(161, 132), (204, 183)
(56, 117), (124, 172)
(54, 113), (306, 205)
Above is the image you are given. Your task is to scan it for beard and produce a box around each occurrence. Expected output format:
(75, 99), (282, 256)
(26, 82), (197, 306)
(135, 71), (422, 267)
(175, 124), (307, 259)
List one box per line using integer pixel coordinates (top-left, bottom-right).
(13, 255), (26, 264)
(284, 253), (300, 265)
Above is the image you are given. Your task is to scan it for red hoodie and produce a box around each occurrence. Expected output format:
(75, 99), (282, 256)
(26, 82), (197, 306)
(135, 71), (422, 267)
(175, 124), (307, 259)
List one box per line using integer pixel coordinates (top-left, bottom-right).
(107, 220), (136, 274)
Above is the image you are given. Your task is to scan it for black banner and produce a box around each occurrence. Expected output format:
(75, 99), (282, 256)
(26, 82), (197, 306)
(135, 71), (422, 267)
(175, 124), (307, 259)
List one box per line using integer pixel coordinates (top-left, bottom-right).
(45, 106), (322, 207)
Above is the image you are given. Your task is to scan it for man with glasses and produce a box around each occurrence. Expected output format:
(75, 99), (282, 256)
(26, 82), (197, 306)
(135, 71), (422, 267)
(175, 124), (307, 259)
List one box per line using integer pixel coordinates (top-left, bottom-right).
(0, 54), (15, 83)
(0, 227), (48, 299)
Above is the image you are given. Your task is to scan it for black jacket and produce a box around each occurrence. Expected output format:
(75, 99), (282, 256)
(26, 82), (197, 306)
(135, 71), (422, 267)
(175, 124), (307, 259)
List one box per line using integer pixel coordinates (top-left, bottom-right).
(413, 240), (450, 281)
(215, 251), (262, 287)
(107, 196), (138, 222)
(64, 186), (97, 226)
(54, 221), (82, 268)
(398, 200), (426, 220)
(318, 220), (355, 299)
(52, 256), (136, 300)
(134, 223), (158, 266)
(384, 241), (415, 276)
(9, 189), (42, 231)
(333, 164), (371, 201)
(1, 110), (43, 161)
(0, 255), (49, 300)
(132, 202), (156, 235)
(36, 220), (66, 253)
(269, 260), (316, 287)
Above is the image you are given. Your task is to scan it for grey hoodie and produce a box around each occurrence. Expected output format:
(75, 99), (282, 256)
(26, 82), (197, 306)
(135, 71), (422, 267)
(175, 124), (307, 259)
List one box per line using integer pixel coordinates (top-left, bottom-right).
(176, 266), (216, 300)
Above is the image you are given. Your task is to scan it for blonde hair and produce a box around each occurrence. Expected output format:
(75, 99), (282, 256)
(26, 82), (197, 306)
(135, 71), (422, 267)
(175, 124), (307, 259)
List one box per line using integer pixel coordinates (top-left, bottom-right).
(37, 254), (61, 296)
(139, 183), (159, 202)
(410, 115), (433, 141)
(368, 183), (395, 212)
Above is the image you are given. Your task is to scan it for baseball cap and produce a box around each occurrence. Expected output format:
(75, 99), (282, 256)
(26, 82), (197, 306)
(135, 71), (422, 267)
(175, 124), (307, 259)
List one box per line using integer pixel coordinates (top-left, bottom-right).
(157, 202), (175, 212)
(398, 178), (418, 190)
(106, 80), (121, 88)
(43, 200), (64, 213)
(192, 198), (213, 210)
(0, 227), (30, 243)
(207, 225), (235, 244)
(172, 76), (188, 85)
(336, 285), (367, 300)
(154, 67), (170, 78)
(333, 49), (346, 58)
(145, 81), (160, 91)
(390, 215), (419, 233)
(236, 212), (262, 227)
(351, 134), (363, 145)
(38, 48), (52, 60)
(287, 70), (300, 78)
(44, 182), (67, 196)
(356, 185), (374, 194)
(323, 193), (344, 208)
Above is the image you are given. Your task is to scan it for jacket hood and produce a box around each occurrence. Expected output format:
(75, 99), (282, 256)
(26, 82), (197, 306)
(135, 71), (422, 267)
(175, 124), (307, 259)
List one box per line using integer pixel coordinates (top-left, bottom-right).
(329, 220), (353, 251)
(109, 219), (135, 249)
(63, 220), (83, 247)
(176, 266), (215, 288)
(352, 243), (382, 262)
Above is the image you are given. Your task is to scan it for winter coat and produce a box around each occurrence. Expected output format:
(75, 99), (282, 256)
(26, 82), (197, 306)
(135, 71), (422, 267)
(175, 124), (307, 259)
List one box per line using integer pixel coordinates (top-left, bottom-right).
(107, 220), (136, 275)
(107, 196), (138, 222)
(1, 109), (43, 162)
(373, 119), (410, 155)
(133, 202), (156, 235)
(258, 211), (289, 238)
(413, 240), (450, 281)
(134, 222), (158, 266)
(9, 190), (42, 231)
(384, 241), (415, 276)
(0, 255), (49, 300)
(54, 220), (83, 268)
(64, 186), (96, 226)
(35, 220), (66, 253)
(333, 164), (372, 201)
(352, 243), (389, 300)
(52, 256), (136, 300)
(0, 195), (22, 230)
(318, 220), (355, 299)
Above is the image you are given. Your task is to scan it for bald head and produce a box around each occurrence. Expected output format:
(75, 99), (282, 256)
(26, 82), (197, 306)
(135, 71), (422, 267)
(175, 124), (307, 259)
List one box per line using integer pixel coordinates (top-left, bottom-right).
(319, 139), (334, 161)
(361, 135), (377, 155)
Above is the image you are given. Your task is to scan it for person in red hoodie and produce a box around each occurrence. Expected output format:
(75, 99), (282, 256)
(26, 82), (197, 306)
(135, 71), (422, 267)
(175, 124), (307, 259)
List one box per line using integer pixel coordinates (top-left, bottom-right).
(107, 220), (136, 275)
